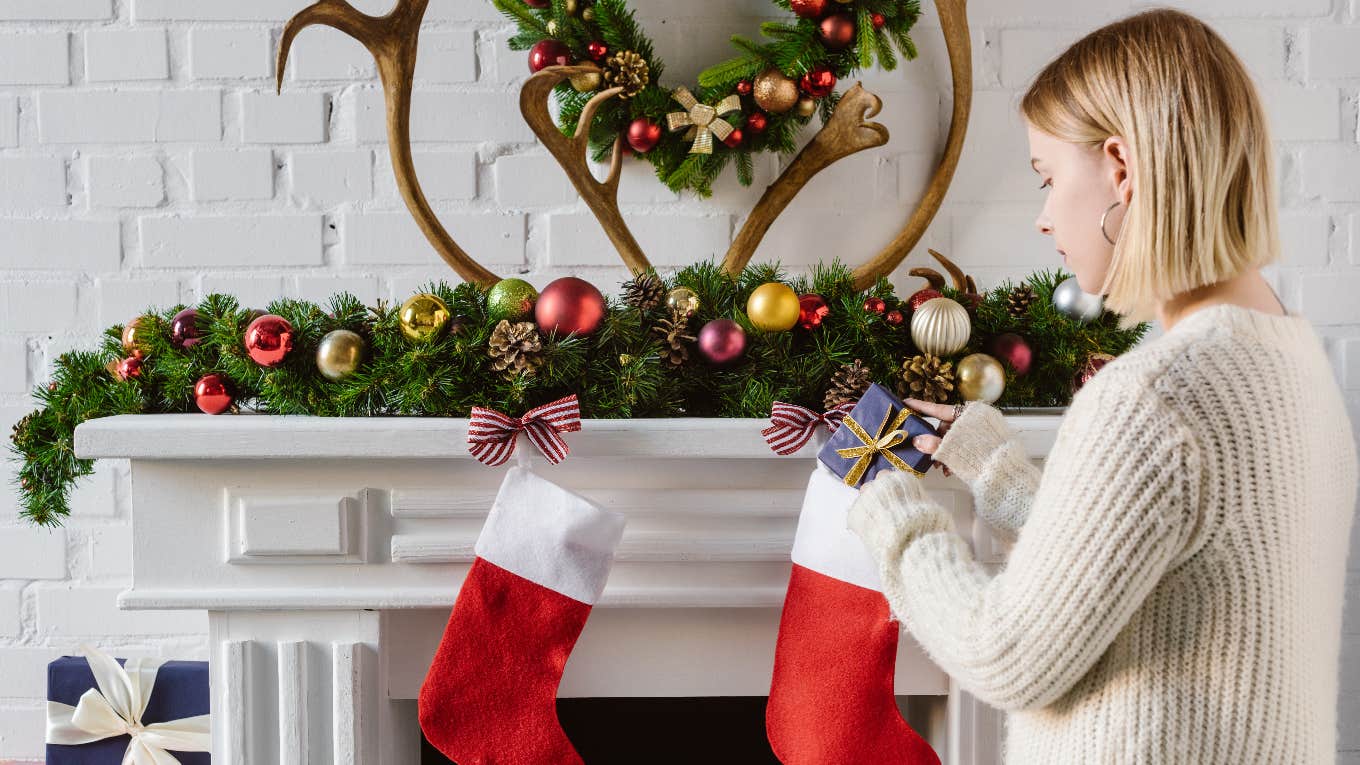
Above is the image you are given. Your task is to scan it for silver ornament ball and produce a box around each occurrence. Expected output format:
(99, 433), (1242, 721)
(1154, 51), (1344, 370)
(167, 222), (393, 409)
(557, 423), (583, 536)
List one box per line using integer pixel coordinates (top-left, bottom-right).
(1052, 276), (1104, 323)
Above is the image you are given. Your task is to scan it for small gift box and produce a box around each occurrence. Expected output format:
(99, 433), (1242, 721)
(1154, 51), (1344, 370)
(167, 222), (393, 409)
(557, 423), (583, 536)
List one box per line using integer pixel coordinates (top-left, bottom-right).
(816, 382), (938, 488)
(46, 646), (210, 764)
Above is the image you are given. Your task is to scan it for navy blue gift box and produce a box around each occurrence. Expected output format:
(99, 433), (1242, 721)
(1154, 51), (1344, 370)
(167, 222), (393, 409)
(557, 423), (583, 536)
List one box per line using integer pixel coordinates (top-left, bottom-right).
(47, 655), (210, 764)
(816, 382), (937, 487)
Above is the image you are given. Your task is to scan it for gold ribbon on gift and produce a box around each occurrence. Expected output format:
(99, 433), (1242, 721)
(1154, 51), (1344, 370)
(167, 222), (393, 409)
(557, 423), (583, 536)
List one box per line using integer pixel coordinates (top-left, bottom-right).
(835, 405), (926, 487)
(665, 86), (742, 154)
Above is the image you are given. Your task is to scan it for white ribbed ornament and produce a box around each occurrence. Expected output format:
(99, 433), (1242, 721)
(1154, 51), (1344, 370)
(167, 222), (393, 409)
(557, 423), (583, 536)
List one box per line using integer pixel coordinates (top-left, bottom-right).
(910, 297), (971, 356)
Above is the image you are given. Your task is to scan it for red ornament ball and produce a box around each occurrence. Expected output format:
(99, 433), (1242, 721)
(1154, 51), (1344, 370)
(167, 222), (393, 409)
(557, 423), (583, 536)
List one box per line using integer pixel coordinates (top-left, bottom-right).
(736, 79), (753, 96)
(244, 314), (295, 367)
(627, 117), (662, 153)
(535, 276), (606, 337)
(818, 14), (856, 50)
(790, 0), (828, 18)
(115, 356), (143, 381)
(871, 12), (886, 28)
(746, 112), (768, 133)
(885, 309), (904, 326)
(799, 65), (837, 98)
(697, 318), (747, 365)
(1074, 352), (1116, 391)
(986, 332), (1033, 376)
(523, 0), (549, 6)
(586, 40), (609, 62)
(722, 128), (744, 148)
(797, 294), (830, 330)
(528, 39), (572, 73)
(194, 373), (233, 415)
(170, 307), (204, 349)
(907, 288), (942, 311)
(862, 296), (886, 314)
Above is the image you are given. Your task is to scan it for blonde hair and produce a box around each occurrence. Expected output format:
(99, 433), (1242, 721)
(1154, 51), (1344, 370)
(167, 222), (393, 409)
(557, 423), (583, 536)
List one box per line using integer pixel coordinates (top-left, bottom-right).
(1019, 7), (1280, 330)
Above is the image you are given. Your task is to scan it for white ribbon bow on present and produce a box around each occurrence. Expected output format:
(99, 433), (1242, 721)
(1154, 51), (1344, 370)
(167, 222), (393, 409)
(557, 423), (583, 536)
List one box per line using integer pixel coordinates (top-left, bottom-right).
(45, 644), (210, 765)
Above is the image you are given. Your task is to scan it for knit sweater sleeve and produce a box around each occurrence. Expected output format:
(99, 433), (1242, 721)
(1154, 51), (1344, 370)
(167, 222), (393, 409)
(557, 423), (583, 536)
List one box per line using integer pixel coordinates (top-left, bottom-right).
(930, 400), (1041, 542)
(846, 370), (1202, 712)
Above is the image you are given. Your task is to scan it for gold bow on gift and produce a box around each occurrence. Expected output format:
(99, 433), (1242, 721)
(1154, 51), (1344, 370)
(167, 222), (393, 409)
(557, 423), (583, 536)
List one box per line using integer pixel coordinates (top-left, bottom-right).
(835, 406), (926, 487)
(666, 86), (742, 154)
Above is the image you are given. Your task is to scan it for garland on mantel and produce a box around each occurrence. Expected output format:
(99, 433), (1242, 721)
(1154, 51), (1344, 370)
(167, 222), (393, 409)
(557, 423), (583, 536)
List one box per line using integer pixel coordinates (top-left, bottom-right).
(8, 259), (1147, 526)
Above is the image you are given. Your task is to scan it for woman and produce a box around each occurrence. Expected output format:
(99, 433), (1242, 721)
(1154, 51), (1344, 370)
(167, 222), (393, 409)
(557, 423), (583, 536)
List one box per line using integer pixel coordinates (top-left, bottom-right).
(847, 8), (1358, 763)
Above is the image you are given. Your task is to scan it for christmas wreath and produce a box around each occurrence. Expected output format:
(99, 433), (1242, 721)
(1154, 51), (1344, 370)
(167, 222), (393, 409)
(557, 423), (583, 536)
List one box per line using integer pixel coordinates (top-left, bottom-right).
(497, 0), (922, 196)
(9, 257), (1146, 527)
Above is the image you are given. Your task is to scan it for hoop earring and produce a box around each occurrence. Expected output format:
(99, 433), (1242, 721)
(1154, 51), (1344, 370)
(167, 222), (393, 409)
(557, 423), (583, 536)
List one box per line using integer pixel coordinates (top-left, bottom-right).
(1100, 200), (1122, 246)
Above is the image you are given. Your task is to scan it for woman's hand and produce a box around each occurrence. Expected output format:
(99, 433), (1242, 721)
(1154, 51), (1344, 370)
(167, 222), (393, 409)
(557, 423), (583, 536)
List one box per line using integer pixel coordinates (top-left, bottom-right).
(902, 397), (957, 478)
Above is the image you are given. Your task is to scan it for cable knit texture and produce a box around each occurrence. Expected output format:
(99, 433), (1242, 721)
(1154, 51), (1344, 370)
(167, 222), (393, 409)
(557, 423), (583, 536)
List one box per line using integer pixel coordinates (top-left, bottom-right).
(846, 303), (1359, 764)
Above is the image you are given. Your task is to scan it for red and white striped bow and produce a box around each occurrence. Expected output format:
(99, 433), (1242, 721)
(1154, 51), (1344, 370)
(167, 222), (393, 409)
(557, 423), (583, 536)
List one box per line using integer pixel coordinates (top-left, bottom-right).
(467, 394), (583, 467)
(761, 401), (856, 455)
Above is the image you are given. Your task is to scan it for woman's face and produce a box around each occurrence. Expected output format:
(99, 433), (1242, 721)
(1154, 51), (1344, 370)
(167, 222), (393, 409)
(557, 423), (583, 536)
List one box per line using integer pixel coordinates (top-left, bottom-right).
(1026, 122), (1133, 295)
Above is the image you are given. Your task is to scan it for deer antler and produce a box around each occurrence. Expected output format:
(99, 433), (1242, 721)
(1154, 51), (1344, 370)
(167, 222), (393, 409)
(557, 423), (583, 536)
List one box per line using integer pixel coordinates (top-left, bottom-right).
(277, 0), (501, 288)
(720, 83), (888, 277)
(850, 0), (972, 291)
(520, 64), (651, 277)
(720, 0), (971, 292)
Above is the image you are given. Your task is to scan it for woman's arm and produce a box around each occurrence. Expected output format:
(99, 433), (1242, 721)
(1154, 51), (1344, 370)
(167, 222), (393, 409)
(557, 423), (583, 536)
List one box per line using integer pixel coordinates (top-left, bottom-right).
(930, 401), (1042, 543)
(848, 372), (1202, 712)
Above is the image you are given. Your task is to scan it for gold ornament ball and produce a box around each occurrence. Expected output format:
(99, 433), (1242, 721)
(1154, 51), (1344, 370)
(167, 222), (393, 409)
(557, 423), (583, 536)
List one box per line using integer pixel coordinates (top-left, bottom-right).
(746, 282), (801, 332)
(399, 293), (452, 342)
(910, 296), (972, 356)
(121, 317), (147, 357)
(316, 329), (367, 381)
(666, 286), (701, 318)
(956, 352), (1006, 404)
(795, 96), (818, 118)
(570, 71), (602, 92)
(581, 7), (594, 21)
(565, 0), (577, 12)
(487, 278), (540, 322)
(753, 68), (799, 114)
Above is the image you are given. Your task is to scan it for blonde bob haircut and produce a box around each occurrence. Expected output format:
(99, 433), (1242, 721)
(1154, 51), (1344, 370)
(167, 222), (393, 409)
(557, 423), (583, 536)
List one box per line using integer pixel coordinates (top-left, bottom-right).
(1019, 7), (1280, 330)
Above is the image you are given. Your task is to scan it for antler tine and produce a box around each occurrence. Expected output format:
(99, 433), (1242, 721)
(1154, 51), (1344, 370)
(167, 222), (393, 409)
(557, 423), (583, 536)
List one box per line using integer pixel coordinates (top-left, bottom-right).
(720, 83), (889, 277)
(277, 0), (502, 288)
(277, 1), (374, 95)
(521, 64), (651, 276)
(851, 0), (972, 291)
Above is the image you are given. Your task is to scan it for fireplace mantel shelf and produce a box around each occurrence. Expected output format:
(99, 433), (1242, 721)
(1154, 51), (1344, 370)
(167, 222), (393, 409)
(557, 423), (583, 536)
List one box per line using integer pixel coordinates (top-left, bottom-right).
(72, 412), (1050, 763)
(75, 412), (1065, 460)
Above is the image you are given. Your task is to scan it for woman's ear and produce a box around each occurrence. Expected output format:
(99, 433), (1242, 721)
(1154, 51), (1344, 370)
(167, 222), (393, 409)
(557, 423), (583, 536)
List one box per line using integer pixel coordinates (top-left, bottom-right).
(1103, 135), (1134, 205)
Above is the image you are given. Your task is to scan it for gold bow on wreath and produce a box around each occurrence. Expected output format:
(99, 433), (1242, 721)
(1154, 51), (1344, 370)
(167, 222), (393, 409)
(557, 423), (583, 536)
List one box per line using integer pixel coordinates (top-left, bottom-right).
(666, 86), (742, 155)
(835, 405), (926, 487)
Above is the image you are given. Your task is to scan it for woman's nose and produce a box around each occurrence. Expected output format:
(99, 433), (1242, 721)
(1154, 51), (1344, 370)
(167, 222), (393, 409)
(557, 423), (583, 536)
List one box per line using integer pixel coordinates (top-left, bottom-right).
(1035, 216), (1053, 236)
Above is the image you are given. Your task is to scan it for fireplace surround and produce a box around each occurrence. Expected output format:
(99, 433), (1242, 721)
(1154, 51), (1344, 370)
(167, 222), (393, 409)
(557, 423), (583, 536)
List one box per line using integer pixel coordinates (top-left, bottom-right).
(73, 412), (1063, 764)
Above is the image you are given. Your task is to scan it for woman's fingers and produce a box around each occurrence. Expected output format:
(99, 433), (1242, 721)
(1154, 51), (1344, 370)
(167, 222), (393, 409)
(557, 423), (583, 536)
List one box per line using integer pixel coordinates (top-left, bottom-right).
(912, 433), (942, 454)
(903, 397), (957, 422)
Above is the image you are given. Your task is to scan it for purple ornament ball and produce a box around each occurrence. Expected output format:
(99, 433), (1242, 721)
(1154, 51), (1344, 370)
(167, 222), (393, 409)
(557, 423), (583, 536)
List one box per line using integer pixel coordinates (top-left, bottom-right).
(697, 318), (747, 365)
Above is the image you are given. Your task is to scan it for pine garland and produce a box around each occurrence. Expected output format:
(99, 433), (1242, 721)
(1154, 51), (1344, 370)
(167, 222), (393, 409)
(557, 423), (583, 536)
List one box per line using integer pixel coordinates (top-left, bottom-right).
(7, 260), (1147, 527)
(494, 0), (921, 197)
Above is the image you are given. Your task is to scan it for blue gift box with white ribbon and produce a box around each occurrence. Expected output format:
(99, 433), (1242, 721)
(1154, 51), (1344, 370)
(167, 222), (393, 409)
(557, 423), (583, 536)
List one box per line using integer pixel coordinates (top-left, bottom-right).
(46, 652), (210, 764)
(816, 382), (938, 487)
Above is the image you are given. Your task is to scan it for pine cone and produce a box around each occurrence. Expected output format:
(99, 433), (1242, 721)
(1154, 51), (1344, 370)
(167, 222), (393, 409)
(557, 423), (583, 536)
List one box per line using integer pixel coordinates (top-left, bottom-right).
(652, 307), (696, 367)
(898, 353), (955, 404)
(488, 319), (545, 378)
(824, 359), (873, 410)
(603, 50), (649, 99)
(1007, 283), (1037, 319)
(623, 272), (666, 312)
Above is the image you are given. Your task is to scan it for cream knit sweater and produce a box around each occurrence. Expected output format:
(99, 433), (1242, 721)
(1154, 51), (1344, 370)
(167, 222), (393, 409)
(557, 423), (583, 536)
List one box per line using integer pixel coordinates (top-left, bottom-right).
(847, 303), (1359, 764)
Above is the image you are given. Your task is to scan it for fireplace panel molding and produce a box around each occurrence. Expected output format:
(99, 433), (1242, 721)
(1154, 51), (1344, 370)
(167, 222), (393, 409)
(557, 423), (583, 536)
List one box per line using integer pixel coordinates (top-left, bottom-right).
(76, 413), (1062, 764)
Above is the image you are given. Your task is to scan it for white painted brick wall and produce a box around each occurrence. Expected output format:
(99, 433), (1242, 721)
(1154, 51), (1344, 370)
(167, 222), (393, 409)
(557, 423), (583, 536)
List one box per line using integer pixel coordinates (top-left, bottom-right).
(0, 0), (1357, 761)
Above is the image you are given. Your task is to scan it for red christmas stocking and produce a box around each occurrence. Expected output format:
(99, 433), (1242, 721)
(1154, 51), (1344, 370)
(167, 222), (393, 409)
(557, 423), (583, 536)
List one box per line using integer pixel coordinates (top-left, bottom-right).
(418, 465), (626, 765)
(766, 462), (941, 765)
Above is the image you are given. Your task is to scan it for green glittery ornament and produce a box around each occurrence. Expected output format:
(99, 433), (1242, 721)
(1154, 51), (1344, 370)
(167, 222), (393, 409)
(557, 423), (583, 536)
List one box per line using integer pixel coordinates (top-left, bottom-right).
(487, 278), (539, 322)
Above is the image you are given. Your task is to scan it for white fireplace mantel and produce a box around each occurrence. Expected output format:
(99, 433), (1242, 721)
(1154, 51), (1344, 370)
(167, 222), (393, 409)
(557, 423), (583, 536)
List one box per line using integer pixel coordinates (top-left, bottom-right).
(74, 412), (1064, 765)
